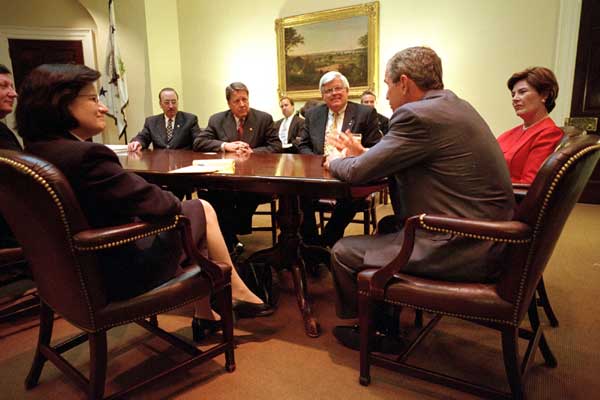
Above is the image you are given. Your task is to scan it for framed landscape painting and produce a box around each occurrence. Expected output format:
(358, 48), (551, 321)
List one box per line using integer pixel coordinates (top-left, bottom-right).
(275, 2), (379, 100)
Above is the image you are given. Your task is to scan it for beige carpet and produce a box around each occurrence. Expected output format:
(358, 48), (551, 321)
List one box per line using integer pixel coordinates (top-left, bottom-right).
(0, 202), (598, 399)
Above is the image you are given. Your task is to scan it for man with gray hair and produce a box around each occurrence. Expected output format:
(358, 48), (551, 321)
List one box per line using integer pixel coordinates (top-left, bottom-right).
(324, 47), (515, 352)
(194, 82), (281, 253)
(297, 71), (381, 247)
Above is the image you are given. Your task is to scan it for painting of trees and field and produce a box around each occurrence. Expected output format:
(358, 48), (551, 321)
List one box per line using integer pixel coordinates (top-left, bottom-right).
(284, 15), (369, 91)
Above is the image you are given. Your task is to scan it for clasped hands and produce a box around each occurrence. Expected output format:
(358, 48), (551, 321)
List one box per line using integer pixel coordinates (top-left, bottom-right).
(224, 141), (252, 157)
(323, 129), (366, 169)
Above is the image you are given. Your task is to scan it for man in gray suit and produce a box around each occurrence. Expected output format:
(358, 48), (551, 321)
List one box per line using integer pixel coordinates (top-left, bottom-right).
(193, 82), (281, 253)
(324, 47), (515, 351)
(127, 87), (201, 151)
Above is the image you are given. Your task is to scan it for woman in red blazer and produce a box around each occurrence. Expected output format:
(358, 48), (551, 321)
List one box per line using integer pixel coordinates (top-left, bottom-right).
(497, 67), (563, 184)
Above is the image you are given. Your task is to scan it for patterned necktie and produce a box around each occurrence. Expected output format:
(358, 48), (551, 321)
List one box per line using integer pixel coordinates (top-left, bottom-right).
(237, 118), (245, 140)
(166, 118), (174, 142)
(324, 112), (339, 155)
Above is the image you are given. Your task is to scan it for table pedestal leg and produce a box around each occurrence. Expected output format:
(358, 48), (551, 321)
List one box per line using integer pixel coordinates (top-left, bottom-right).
(244, 194), (320, 337)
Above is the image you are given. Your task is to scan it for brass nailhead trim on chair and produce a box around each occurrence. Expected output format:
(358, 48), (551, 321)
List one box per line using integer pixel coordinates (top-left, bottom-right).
(74, 215), (180, 251)
(0, 156), (96, 326)
(357, 291), (516, 326)
(418, 214), (531, 244)
(412, 143), (600, 324)
(511, 143), (600, 322)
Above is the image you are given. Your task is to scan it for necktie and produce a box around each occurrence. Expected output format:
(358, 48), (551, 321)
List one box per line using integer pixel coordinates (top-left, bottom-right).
(166, 118), (174, 142)
(324, 112), (339, 155)
(237, 118), (245, 140)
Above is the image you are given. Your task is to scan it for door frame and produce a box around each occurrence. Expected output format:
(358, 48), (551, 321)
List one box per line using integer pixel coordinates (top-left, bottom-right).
(553, 0), (583, 125)
(0, 25), (99, 142)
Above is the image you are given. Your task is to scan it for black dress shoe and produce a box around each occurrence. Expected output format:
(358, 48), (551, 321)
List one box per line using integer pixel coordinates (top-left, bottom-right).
(192, 317), (222, 343)
(332, 325), (405, 355)
(233, 299), (275, 318)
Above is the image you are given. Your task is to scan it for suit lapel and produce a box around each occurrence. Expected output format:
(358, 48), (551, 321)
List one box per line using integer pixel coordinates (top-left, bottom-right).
(288, 115), (298, 142)
(315, 106), (328, 152)
(243, 109), (256, 144)
(511, 124), (545, 155)
(342, 102), (357, 132)
(152, 114), (167, 146)
(170, 112), (184, 143)
(224, 112), (238, 141)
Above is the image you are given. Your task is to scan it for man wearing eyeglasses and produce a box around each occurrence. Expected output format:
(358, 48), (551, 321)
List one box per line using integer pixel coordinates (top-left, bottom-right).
(127, 87), (201, 151)
(297, 71), (382, 248)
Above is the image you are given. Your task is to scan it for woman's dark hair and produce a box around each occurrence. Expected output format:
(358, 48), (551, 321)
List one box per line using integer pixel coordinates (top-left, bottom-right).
(16, 64), (100, 141)
(507, 67), (559, 113)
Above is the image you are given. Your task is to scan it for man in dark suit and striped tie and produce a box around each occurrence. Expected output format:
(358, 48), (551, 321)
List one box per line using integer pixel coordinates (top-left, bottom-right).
(127, 87), (201, 151)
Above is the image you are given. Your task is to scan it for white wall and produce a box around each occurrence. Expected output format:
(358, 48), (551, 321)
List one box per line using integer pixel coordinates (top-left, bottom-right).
(177, 0), (564, 135)
(0, 0), (580, 140)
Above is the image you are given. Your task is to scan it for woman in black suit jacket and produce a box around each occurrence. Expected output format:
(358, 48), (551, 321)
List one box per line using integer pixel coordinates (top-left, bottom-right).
(15, 64), (272, 341)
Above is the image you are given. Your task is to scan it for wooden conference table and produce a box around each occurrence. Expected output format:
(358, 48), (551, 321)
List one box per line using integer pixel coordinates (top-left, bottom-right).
(118, 149), (385, 337)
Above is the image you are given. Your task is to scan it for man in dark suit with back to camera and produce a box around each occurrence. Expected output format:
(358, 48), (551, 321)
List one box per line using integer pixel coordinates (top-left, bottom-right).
(0, 64), (22, 249)
(193, 82), (281, 253)
(127, 87), (201, 151)
(274, 96), (303, 153)
(324, 47), (515, 352)
(297, 71), (382, 248)
(360, 90), (389, 135)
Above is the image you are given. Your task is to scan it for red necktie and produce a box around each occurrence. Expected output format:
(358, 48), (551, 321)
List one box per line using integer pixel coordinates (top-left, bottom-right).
(237, 118), (245, 140)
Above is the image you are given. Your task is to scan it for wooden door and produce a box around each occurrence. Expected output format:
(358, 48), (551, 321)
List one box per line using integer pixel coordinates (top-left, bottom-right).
(8, 39), (84, 90)
(570, 0), (600, 203)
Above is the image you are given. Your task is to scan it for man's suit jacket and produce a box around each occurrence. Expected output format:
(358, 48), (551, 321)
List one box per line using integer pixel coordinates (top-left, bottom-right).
(25, 137), (183, 300)
(328, 90), (515, 282)
(0, 121), (22, 151)
(274, 113), (304, 151)
(194, 108), (281, 153)
(377, 112), (389, 135)
(0, 122), (23, 248)
(132, 111), (201, 149)
(297, 101), (382, 155)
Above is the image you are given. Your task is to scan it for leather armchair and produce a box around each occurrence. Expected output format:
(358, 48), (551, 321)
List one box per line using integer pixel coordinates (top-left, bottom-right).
(513, 125), (587, 327)
(357, 134), (600, 399)
(0, 150), (235, 399)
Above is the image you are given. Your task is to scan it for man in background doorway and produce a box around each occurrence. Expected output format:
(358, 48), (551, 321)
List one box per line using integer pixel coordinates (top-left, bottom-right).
(274, 96), (303, 153)
(360, 90), (389, 135)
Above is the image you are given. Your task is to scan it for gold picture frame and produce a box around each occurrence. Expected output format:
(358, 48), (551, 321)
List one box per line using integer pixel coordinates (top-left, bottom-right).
(275, 2), (379, 101)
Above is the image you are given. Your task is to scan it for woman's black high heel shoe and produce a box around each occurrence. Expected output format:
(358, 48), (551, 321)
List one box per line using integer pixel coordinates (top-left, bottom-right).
(192, 318), (222, 343)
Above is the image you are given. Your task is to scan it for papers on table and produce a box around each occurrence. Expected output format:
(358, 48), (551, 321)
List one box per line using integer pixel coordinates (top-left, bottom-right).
(170, 158), (235, 174)
(105, 144), (129, 154)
